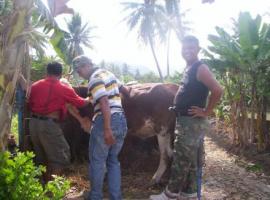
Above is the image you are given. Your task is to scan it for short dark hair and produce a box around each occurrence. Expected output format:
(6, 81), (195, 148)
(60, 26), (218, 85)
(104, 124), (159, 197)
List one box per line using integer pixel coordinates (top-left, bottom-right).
(47, 62), (62, 76)
(182, 35), (199, 46)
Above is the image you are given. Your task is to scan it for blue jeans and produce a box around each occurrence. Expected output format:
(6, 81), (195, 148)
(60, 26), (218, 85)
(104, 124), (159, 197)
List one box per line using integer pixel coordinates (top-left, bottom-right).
(88, 112), (127, 200)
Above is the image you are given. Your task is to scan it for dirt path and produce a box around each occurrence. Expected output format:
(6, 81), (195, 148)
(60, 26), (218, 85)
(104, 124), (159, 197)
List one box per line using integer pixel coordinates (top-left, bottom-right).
(64, 133), (270, 200)
(203, 136), (270, 200)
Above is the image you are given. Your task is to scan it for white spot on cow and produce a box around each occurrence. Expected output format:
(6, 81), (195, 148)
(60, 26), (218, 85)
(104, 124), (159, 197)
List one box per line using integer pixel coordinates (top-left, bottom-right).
(131, 118), (156, 139)
(129, 118), (175, 184)
(152, 129), (173, 183)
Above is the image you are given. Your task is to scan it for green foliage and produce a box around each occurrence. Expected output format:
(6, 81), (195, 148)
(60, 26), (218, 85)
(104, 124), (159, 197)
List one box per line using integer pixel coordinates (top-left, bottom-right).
(0, 0), (12, 16)
(10, 114), (18, 142)
(50, 29), (69, 64)
(31, 56), (67, 81)
(205, 11), (270, 148)
(214, 101), (231, 123)
(138, 71), (160, 83)
(90, 60), (180, 84)
(123, 75), (135, 83)
(0, 151), (70, 200)
(165, 71), (182, 84)
(246, 163), (263, 173)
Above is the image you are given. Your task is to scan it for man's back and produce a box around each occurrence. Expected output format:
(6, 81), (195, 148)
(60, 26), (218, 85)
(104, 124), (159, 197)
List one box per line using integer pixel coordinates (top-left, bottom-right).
(29, 77), (85, 118)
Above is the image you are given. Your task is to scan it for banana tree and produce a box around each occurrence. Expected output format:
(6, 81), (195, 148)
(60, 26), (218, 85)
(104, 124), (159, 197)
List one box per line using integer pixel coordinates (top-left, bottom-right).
(205, 12), (270, 149)
(0, 0), (34, 150)
(0, 0), (72, 150)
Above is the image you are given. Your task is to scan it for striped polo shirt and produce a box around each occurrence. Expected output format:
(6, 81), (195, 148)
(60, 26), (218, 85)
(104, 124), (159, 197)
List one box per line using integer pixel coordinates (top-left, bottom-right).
(88, 68), (123, 118)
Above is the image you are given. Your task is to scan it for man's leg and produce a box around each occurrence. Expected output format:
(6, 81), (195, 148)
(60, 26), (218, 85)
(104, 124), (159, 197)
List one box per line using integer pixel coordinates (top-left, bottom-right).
(107, 113), (127, 200)
(29, 119), (49, 183)
(35, 120), (71, 183)
(29, 119), (47, 166)
(39, 120), (71, 171)
(88, 116), (109, 200)
(167, 118), (198, 194)
(180, 118), (208, 199)
(150, 119), (196, 200)
(197, 136), (204, 200)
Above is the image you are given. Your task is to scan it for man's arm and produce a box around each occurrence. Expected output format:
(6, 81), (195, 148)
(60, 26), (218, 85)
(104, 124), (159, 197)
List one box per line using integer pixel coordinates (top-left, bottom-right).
(99, 96), (115, 145)
(18, 74), (32, 98)
(64, 86), (90, 107)
(188, 64), (223, 117)
(66, 104), (91, 132)
(89, 78), (115, 145)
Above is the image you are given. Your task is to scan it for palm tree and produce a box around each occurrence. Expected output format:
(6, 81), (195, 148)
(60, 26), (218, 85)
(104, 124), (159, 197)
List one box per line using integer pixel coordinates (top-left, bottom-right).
(163, 0), (187, 77)
(164, 0), (214, 41)
(163, 0), (214, 77)
(65, 13), (96, 64)
(121, 0), (167, 82)
(164, 0), (184, 41)
(122, 0), (212, 80)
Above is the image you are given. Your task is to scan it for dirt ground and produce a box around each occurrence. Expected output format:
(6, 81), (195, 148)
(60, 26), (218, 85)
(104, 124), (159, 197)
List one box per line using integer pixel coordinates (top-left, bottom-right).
(63, 125), (270, 200)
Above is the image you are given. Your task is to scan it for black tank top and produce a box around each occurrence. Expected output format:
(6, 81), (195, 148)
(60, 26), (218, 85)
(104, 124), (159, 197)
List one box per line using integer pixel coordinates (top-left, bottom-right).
(174, 61), (209, 116)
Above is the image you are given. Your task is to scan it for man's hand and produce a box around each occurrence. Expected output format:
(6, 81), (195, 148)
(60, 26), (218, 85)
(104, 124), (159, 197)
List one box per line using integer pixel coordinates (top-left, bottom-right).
(104, 128), (116, 145)
(188, 106), (209, 118)
(80, 117), (92, 133)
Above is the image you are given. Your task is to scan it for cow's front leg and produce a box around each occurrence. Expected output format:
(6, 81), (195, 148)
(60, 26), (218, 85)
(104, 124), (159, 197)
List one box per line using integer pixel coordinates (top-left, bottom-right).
(152, 132), (173, 184)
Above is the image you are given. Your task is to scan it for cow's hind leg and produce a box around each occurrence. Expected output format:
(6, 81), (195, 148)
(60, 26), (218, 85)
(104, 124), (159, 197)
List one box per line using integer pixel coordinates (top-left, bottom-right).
(152, 133), (173, 184)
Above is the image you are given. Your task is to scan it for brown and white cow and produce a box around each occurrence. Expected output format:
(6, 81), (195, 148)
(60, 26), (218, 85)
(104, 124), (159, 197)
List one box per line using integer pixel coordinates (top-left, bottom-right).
(62, 83), (178, 184)
(121, 83), (178, 183)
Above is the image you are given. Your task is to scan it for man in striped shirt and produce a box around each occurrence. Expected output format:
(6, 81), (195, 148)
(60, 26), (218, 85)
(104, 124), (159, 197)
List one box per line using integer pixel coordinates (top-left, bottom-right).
(72, 55), (127, 200)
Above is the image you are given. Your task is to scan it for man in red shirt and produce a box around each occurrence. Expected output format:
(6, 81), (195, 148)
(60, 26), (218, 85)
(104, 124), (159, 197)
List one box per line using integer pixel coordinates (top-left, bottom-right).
(28, 62), (89, 180)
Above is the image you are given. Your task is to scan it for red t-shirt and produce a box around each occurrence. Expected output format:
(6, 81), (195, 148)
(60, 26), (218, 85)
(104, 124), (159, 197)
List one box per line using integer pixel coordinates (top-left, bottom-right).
(29, 77), (85, 119)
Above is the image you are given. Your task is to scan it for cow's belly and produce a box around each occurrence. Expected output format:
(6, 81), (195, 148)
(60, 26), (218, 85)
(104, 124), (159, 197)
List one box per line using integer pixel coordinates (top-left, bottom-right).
(129, 118), (163, 139)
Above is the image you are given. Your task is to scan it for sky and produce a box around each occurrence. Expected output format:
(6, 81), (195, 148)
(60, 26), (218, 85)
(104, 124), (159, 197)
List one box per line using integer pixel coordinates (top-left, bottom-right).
(52, 0), (270, 75)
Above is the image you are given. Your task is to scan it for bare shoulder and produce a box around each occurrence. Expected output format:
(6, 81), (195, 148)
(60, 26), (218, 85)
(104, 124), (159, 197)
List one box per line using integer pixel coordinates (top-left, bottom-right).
(197, 63), (222, 92)
(198, 63), (211, 71)
(197, 63), (213, 81)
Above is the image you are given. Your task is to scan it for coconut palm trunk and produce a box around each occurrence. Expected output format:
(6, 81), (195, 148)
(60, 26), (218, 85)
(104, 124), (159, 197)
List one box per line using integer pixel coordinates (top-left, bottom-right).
(148, 35), (164, 82)
(166, 29), (171, 77)
(0, 0), (33, 150)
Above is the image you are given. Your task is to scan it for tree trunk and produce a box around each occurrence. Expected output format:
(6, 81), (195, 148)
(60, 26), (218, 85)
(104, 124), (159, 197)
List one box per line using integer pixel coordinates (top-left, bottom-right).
(262, 96), (268, 149)
(257, 96), (268, 151)
(250, 80), (256, 143)
(148, 35), (164, 82)
(0, 0), (33, 150)
(166, 30), (171, 78)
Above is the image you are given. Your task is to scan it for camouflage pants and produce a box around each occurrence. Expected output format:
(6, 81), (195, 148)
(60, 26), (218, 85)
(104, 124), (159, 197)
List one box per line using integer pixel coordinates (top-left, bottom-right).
(167, 116), (209, 194)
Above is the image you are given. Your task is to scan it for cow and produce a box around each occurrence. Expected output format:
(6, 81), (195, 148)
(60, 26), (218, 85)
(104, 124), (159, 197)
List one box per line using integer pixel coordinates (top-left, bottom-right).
(62, 83), (179, 184)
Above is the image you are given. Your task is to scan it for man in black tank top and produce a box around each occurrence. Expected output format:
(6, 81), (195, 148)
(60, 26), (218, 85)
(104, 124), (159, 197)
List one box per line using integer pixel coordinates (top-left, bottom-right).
(150, 36), (223, 200)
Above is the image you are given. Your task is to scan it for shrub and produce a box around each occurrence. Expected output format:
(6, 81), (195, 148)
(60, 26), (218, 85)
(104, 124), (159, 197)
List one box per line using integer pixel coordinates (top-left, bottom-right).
(0, 151), (70, 200)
